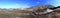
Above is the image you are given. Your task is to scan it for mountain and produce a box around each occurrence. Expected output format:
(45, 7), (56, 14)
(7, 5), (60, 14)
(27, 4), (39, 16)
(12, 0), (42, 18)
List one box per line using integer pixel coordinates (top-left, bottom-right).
(31, 4), (55, 10)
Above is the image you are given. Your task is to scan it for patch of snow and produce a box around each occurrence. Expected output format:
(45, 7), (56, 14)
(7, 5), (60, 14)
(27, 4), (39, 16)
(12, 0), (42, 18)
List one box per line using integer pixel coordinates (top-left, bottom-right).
(46, 9), (54, 13)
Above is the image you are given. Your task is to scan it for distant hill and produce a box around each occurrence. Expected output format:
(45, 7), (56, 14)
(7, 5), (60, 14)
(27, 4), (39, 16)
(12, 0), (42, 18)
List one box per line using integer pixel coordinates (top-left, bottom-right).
(31, 4), (55, 11)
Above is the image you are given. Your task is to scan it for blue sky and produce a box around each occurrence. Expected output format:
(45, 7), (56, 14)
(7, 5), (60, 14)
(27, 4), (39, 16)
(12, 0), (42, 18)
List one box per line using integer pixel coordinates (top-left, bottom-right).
(0, 0), (60, 8)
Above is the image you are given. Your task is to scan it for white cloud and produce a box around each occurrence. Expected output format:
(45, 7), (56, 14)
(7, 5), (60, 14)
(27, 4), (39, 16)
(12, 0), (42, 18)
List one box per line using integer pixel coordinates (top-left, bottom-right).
(37, 2), (40, 4)
(26, 3), (30, 5)
(50, 0), (60, 7)
(21, 3), (30, 8)
(21, 5), (30, 8)
(16, 3), (30, 8)
(16, 3), (19, 6)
